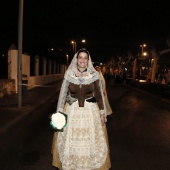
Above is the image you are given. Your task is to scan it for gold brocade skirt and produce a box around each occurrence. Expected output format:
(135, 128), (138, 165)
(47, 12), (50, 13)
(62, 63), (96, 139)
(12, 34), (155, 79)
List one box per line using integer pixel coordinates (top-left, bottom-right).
(51, 102), (111, 170)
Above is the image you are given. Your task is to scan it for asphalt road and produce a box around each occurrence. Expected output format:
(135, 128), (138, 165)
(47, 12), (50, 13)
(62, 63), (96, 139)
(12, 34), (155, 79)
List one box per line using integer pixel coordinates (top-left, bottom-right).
(2, 82), (170, 170)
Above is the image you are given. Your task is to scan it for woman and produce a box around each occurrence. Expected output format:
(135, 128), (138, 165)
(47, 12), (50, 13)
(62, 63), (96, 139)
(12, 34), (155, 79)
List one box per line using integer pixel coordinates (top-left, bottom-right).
(95, 66), (113, 115)
(51, 48), (111, 170)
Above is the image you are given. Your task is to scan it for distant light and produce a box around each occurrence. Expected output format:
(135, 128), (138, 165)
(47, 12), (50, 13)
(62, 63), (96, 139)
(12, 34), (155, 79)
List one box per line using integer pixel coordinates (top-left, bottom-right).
(71, 40), (86, 44)
(143, 52), (147, 56)
(139, 79), (146, 83)
(140, 44), (146, 47)
(48, 48), (54, 51)
(100, 63), (103, 65)
(142, 66), (145, 70)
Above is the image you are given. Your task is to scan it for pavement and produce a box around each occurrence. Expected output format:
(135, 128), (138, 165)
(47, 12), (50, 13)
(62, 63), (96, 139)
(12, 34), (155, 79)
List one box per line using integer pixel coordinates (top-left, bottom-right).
(0, 79), (63, 136)
(0, 79), (170, 169)
(125, 81), (170, 104)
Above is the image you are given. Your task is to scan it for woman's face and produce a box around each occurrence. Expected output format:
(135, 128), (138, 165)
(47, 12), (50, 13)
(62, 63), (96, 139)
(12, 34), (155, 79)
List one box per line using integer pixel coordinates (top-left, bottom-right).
(77, 52), (89, 69)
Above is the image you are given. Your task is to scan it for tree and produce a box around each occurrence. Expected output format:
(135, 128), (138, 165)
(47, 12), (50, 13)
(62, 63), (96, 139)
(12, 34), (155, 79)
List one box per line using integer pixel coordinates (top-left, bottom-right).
(151, 39), (170, 83)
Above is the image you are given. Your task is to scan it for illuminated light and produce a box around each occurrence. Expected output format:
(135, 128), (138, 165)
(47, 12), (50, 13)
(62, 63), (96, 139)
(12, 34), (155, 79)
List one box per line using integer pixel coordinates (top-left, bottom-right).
(71, 39), (86, 53)
(143, 52), (147, 56)
(48, 48), (54, 51)
(139, 79), (146, 83)
(140, 44), (146, 48)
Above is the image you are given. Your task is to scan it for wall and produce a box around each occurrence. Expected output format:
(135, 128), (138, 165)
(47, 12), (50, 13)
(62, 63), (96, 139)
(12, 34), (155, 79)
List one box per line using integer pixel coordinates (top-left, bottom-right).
(1, 45), (66, 97)
(0, 74), (64, 98)
(27, 74), (63, 90)
(0, 79), (15, 98)
(8, 49), (30, 92)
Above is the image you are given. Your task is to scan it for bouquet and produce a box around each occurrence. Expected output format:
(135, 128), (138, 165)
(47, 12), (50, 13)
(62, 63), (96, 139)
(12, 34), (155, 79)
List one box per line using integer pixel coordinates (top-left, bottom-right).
(50, 111), (67, 132)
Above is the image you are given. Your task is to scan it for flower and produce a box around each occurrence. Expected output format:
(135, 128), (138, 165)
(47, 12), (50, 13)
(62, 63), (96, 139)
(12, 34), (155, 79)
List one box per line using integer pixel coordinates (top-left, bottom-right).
(50, 112), (67, 131)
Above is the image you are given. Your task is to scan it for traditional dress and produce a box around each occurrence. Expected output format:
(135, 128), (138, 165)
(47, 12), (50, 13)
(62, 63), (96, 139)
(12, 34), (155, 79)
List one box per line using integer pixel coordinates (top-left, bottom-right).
(51, 49), (111, 170)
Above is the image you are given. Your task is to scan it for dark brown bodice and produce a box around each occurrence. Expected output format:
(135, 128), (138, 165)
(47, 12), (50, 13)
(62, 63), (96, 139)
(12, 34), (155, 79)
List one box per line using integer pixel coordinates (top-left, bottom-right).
(68, 80), (104, 110)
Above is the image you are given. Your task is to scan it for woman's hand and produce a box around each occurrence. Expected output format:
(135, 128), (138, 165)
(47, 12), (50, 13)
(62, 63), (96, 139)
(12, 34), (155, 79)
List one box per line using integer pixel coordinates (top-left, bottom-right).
(100, 114), (105, 126)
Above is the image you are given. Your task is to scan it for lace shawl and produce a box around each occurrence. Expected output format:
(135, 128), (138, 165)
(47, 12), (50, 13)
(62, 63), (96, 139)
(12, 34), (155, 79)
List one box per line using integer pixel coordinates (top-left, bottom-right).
(56, 49), (107, 119)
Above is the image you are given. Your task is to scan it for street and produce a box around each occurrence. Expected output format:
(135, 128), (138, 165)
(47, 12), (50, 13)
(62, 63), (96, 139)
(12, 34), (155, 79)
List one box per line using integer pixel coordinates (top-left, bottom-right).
(2, 82), (170, 170)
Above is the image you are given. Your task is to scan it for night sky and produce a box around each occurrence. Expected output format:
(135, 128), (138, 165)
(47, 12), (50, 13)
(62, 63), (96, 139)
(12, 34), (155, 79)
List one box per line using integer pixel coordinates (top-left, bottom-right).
(0, 0), (170, 63)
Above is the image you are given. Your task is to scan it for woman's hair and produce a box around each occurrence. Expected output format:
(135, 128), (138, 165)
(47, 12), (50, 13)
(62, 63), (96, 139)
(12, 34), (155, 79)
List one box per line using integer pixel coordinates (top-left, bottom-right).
(76, 48), (89, 59)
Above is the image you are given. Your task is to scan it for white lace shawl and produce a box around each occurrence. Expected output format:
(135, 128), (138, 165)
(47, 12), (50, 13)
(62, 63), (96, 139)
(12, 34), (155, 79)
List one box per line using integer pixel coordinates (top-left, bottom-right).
(56, 49), (107, 119)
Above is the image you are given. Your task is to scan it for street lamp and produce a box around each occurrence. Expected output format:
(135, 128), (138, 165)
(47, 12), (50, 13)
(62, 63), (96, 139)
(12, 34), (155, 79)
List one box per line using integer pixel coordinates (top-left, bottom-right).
(140, 44), (146, 56)
(71, 39), (86, 54)
(71, 41), (76, 54)
(66, 54), (69, 68)
(143, 52), (148, 56)
(139, 44), (147, 77)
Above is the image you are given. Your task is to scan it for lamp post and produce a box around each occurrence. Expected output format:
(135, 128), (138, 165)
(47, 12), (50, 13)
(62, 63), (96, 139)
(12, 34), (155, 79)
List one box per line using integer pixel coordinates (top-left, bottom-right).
(66, 54), (69, 68)
(71, 41), (76, 54)
(140, 44), (146, 56)
(18, 0), (24, 108)
(139, 44), (147, 77)
(71, 39), (86, 54)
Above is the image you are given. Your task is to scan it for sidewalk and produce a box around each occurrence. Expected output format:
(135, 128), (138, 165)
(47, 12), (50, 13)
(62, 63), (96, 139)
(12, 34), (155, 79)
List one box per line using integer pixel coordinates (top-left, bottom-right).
(0, 79), (63, 135)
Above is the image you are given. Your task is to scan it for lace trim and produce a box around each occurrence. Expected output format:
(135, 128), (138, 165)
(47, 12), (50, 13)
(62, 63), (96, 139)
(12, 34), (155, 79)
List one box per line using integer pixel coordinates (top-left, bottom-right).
(56, 78), (69, 112)
(64, 69), (99, 85)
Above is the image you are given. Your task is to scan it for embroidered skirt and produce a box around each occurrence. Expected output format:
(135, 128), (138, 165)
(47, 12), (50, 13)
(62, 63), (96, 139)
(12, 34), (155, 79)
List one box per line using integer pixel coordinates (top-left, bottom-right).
(51, 101), (111, 170)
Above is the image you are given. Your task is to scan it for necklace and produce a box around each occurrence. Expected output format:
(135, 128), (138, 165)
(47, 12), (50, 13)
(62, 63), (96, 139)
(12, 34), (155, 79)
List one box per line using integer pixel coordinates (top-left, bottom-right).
(77, 68), (87, 88)
(77, 68), (87, 73)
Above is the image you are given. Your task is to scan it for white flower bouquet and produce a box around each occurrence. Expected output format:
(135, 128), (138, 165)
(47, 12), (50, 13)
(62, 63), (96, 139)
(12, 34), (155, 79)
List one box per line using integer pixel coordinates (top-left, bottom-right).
(50, 111), (67, 132)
